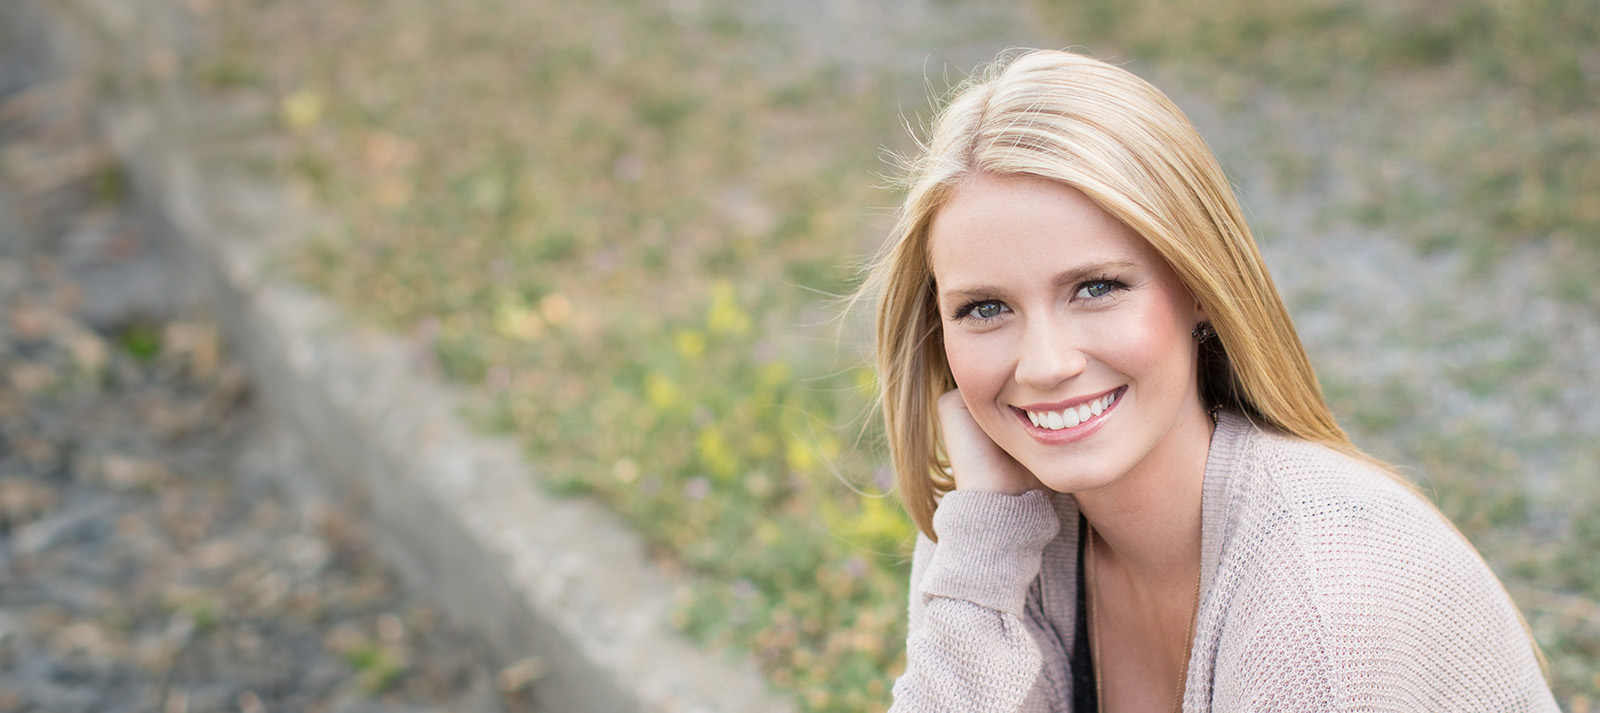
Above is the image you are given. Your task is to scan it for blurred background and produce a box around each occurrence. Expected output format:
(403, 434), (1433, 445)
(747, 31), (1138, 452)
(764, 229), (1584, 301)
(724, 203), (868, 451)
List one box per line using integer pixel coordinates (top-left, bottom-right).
(5, 0), (1599, 710)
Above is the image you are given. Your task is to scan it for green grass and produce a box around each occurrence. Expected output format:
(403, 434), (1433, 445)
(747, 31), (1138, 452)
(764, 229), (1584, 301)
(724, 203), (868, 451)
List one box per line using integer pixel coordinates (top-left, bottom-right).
(198, 0), (911, 709)
(188, 0), (1599, 707)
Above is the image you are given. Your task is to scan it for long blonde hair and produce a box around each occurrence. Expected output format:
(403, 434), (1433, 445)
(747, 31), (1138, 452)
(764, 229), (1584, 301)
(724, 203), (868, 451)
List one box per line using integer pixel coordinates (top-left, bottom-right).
(861, 49), (1380, 539)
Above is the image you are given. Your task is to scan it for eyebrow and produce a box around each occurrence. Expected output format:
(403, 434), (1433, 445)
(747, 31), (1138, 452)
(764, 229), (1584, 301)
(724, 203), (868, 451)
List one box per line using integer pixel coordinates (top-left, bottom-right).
(937, 260), (1140, 306)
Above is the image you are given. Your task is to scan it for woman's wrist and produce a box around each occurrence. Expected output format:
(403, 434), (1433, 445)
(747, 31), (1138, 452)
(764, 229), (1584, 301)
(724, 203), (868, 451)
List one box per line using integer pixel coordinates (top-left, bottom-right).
(920, 490), (1059, 615)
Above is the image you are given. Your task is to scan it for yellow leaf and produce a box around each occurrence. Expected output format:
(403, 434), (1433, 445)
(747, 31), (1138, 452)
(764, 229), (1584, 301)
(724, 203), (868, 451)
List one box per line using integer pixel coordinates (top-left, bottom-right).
(854, 367), (877, 396)
(706, 281), (750, 335)
(759, 361), (791, 388)
(646, 372), (678, 411)
(674, 330), (706, 359)
(281, 89), (323, 131)
(492, 298), (544, 340)
(696, 426), (739, 481)
(785, 433), (816, 474)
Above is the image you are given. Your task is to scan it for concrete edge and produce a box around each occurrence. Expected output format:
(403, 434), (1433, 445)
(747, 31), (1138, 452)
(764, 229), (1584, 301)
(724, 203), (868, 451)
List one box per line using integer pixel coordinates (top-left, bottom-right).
(21, 2), (800, 712)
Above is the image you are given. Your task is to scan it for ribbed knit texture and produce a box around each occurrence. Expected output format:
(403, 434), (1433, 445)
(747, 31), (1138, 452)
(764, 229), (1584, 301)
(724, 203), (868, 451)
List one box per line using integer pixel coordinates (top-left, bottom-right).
(889, 412), (1557, 712)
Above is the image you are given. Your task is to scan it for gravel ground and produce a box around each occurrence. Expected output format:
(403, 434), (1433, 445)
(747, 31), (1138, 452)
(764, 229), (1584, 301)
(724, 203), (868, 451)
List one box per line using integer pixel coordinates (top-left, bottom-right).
(0, 58), (540, 713)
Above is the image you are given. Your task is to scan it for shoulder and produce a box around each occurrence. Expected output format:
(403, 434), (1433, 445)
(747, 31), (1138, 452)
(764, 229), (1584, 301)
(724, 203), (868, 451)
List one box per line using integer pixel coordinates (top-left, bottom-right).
(1222, 422), (1486, 603)
(1211, 422), (1553, 709)
(1235, 425), (1435, 538)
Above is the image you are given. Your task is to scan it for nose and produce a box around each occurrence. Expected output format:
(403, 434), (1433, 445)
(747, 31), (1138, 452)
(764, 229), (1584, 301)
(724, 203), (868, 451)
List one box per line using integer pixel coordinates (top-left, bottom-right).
(1013, 313), (1087, 390)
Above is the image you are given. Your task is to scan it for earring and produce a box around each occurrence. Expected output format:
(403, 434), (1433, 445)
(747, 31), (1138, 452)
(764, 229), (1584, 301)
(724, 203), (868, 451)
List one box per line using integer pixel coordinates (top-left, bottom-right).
(1191, 321), (1215, 342)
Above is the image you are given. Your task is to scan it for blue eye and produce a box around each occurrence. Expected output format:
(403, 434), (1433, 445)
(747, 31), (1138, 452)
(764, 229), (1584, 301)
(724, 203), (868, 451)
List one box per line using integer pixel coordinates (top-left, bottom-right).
(1076, 280), (1122, 299)
(953, 300), (1008, 322)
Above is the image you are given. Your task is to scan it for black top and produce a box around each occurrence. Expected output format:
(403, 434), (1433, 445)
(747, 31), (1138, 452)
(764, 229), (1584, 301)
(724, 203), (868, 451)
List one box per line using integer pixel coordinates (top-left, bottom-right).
(1072, 514), (1097, 712)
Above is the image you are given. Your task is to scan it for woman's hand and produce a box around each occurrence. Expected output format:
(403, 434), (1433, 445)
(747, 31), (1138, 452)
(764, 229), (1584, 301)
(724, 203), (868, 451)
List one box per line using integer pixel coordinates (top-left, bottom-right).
(936, 389), (1045, 495)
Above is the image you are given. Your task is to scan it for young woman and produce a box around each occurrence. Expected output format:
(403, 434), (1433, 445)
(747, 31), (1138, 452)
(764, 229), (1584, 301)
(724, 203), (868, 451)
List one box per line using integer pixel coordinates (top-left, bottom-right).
(860, 50), (1557, 712)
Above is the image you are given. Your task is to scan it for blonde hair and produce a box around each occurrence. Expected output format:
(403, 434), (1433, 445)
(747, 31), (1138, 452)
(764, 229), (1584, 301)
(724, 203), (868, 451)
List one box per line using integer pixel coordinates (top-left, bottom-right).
(861, 49), (1385, 539)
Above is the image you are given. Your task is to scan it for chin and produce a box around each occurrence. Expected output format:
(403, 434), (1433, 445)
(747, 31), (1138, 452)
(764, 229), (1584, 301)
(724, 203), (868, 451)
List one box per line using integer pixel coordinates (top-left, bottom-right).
(1026, 457), (1127, 495)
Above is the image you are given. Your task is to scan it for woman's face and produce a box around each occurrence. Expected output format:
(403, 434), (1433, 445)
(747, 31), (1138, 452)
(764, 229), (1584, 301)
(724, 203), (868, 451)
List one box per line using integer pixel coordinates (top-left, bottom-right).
(928, 173), (1210, 493)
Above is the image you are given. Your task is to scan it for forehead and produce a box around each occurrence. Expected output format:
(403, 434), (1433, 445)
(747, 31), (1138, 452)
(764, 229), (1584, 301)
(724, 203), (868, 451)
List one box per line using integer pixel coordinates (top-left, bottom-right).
(927, 174), (1157, 285)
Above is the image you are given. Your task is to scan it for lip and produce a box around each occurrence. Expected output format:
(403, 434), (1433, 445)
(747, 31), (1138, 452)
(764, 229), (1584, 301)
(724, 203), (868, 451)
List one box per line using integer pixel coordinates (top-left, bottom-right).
(1012, 385), (1125, 445)
(1014, 386), (1123, 413)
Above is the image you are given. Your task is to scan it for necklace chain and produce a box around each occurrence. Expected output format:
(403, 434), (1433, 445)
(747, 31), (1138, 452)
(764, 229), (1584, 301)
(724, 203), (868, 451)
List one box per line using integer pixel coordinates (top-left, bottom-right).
(1086, 522), (1201, 713)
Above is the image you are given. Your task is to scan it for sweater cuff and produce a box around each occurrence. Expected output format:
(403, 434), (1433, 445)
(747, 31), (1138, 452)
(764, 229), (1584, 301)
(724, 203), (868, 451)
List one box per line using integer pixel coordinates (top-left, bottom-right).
(920, 489), (1060, 616)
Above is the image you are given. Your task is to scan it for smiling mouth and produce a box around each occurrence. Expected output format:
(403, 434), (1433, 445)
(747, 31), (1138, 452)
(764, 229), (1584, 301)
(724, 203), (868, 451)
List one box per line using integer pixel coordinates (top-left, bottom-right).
(1018, 388), (1123, 431)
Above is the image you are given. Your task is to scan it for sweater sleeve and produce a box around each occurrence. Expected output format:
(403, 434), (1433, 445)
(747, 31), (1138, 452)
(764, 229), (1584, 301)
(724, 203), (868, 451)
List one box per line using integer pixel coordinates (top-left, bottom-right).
(890, 489), (1060, 713)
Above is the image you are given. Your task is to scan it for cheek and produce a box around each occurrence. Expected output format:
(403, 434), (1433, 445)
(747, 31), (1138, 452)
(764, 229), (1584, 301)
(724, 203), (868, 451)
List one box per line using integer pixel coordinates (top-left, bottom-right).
(941, 331), (979, 389)
(1116, 319), (1172, 372)
(1101, 301), (1195, 391)
(942, 330), (1002, 395)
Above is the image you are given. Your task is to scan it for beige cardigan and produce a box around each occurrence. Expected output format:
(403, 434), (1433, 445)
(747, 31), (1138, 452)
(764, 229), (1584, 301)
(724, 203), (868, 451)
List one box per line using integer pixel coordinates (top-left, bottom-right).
(890, 412), (1557, 712)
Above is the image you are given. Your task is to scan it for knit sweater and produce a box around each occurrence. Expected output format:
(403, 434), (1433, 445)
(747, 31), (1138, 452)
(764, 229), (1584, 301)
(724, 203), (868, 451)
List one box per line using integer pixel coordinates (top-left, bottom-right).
(890, 412), (1557, 712)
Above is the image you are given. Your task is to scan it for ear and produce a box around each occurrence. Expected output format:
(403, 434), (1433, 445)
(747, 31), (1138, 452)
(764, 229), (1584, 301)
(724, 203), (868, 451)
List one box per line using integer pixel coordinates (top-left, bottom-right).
(1194, 299), (1210, 325)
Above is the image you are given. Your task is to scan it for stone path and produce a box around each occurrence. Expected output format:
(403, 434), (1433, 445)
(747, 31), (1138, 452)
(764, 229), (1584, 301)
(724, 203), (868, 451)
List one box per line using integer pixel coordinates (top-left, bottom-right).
(0, 38), (539, 713)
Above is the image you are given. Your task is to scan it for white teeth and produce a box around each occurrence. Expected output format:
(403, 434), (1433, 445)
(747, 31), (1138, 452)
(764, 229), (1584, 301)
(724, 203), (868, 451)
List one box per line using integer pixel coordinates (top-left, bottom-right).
(1026, 391), (1120, 431)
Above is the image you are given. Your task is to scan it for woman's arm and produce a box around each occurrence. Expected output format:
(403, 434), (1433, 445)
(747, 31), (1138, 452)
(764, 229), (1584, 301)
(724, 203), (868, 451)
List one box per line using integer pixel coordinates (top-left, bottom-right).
(889, 488), (1060, 713)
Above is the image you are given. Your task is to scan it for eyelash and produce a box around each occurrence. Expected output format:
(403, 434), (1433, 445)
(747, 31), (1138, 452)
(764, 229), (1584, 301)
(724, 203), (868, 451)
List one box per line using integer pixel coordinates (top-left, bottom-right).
(949, 277), (1128, 322)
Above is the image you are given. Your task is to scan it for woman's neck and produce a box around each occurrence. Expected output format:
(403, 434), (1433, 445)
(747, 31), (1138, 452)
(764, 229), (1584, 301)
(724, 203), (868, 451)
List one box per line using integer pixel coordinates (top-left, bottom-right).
(1074, 401), (1213, 586)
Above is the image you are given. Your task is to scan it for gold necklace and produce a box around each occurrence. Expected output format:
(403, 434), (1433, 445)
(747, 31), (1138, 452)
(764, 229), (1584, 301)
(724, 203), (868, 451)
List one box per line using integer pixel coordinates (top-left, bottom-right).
(1086, 522), (1201, 713)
